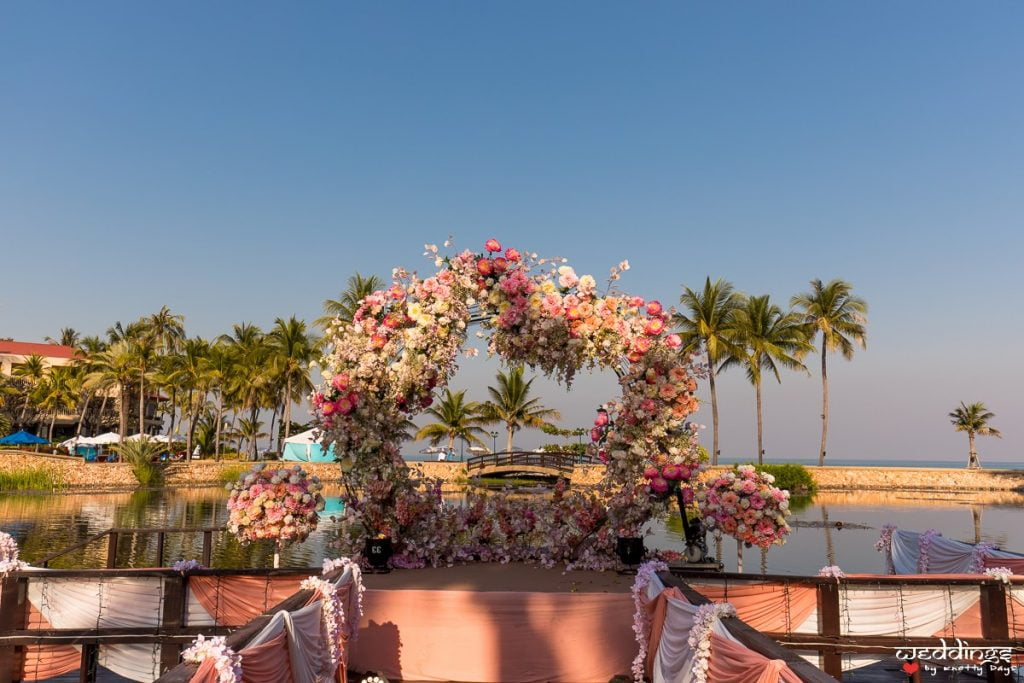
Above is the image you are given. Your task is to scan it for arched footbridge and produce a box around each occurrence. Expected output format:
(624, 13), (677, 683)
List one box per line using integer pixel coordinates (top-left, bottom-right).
(466, 450), (598, 478)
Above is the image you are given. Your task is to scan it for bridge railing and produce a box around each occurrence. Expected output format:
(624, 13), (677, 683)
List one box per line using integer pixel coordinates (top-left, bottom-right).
(465, 450), (598, 476)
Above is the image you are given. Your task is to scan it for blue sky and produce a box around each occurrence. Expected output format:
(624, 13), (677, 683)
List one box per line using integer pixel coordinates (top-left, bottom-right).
(1, 2), (1021, 462)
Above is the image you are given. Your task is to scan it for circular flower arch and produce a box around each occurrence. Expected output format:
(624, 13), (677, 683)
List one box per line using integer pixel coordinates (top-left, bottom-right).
(313, 239), (706, 567)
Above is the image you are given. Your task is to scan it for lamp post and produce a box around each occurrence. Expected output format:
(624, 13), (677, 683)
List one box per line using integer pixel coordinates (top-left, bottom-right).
(489, 430), (498, 453)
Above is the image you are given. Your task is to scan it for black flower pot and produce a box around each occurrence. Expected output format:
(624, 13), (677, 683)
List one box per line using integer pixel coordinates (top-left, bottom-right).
(616, 536), (645, 566)
(365, 538), (393, 569)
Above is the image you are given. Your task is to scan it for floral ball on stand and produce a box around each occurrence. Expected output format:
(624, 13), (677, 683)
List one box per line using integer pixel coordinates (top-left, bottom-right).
(226, 463), (326, 567)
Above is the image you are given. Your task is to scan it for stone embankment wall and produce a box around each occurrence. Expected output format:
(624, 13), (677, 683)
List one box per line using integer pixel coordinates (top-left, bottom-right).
(3, 450), (1023, 492)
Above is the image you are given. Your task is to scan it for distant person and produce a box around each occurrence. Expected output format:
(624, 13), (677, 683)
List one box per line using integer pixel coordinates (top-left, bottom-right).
(438, 449), (448, 462)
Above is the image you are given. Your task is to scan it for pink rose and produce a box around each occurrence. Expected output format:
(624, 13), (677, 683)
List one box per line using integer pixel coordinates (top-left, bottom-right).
(646, 300), (663, 316)
(505, 247), (521, 261)
(492, 256), (508, 274)
(645, 317), (666, 336)
(594, 412), (609, 427)
(331, 374), (349, 392)
(650, 477), (669, 494)
(477, 258), (493, 276)
(665, 334), (682, 348)
(484, 239), (502, 253)
(643, 466), (659, 479)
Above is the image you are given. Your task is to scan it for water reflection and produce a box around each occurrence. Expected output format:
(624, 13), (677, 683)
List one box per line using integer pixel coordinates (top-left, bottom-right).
(3, 487), (1024, 574)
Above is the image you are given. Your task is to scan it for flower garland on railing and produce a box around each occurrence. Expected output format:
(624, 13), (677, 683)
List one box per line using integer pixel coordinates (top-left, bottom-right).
(322, 557), (365, 641)
(181, 635), (242, 683)
(984, 567), (1014, 585)
(630, 560), (669, 683)
(172, 559), (203, 573)
(818, 565), (845, 581)
(875, 523), (897, 573)
(300, 576), (345, 671)
(917, 529), (942, 574)
(0, 532), (28, 576)
(688, 602), (738, 683)
(969, 542), (995, 574)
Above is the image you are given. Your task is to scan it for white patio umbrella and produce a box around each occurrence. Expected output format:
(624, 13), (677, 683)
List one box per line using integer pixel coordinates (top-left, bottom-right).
(88, 432), (123, 445)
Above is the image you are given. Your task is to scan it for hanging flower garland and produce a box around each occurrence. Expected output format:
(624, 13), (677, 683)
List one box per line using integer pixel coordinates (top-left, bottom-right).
(629, 560), (669, 683)
(314, 239), (706, 566)
(875, 524), (897, 573)
(917, 529), (942, 573)
(182, 635), (242, 683)
(697, 466), (791, 548)
(0, 532), (28, 576)
(322, 557), (365, 642)
(688, 602), (738, 683)
(226, 464), (325, 548)
(300, 576), (345, 670)
(969, 541), (995, 574)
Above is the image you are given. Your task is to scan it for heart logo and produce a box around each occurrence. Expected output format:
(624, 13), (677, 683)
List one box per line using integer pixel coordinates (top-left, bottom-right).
(902, 661), (920, 675)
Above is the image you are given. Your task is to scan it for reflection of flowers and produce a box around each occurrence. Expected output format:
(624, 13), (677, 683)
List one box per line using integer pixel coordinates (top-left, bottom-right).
(181, 635), (241, 683)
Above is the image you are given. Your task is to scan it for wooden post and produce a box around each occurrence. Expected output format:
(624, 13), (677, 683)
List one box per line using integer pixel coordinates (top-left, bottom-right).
(156, 532), (166, 567)
(78, 643), (99, 683)
(105, 532), (119, 569)
(980, 582), (1011, 683)
(201, 531), (213, 568)
(159, 573), (187, 674)
(0, 574), (27, 683)
(817, 581), (842, 680)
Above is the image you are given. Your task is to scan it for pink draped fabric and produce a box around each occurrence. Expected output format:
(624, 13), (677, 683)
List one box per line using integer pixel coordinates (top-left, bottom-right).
(708, 633), (802, 683)
(239, 632), (293, 683)
(982, 556), (1024, 574)
(20, 603), (80, 680)
(350, 589), (635, 682)
(191, 657), (220, 683)
(641, 586), (686, 680)
(190, 575), (304, 626)
(689, 582), (817, 633)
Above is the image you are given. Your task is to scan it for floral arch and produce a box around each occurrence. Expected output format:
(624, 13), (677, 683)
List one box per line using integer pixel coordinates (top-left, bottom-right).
(312, 239), (781, 568)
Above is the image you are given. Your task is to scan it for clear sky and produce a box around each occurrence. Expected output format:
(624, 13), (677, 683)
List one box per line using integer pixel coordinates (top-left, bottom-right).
(1, 2), (1021, 462)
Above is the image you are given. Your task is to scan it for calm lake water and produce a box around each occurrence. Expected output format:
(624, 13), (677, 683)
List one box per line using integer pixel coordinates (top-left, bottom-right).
(4, 486), (1023, 574)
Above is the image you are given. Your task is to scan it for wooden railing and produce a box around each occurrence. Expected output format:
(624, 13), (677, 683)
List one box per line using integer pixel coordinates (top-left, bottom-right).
(465, 450), (597, 476)
(39, 526), (223, 569)
(664, 569), (1024, 682)
(0, 566), (325, 683)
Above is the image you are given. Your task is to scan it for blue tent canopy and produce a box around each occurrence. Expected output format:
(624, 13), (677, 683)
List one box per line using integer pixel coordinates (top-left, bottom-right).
(0, 430), (50, 445)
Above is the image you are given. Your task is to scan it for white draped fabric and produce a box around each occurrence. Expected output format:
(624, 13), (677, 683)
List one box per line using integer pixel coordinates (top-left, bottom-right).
(889, 529), (1024, 574)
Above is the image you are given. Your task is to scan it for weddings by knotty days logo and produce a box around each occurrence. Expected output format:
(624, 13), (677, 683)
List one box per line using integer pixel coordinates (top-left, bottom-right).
(897, 639), (1015, 676)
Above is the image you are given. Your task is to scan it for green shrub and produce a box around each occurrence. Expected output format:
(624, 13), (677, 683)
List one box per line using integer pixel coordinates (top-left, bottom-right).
(218, 464), (250, 484)
(0, 466), (65, 491)
(734, 462), (817, 496)
(113, 440), (167, 487)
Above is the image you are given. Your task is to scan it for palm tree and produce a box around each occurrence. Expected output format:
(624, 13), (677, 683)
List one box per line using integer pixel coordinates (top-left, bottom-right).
(144, 306), (186, 434)
(791, 279), (868, 466)
(674, 278), (744, 465)
(201, 342), (234, 459)
(73, 336), (107, 436)
(415, 388), (488, 453)
(170, 338), (211, 458)
(13, 354), (47, 429)
(130, 336), (158, 435)
(268, 316), (317, 449)
(720, 295), (811, 464)
(46, 328), (80, 347)
(949, 402), (1002, 469)
(317, 273), (384, 328)
(221, 325), (272, 460)
(34, 366), (79, 441)
(84, 342), (137, 442)
(235, 417), (267, 460)
(479, 367), (561, 452)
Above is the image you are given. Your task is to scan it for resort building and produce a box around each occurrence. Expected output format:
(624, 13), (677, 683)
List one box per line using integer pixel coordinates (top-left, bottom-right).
(0, 339), (76, 376)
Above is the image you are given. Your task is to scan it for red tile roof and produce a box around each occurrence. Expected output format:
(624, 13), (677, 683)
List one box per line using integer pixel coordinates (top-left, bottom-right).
(0, 340), (77, 359)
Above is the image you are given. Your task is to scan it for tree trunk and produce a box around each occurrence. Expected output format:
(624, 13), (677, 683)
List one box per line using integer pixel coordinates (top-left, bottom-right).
(972, 506), (982, 544)
(269, 403), (278, 455)
(185, 388), (194, 459)
(76, 393), (92, 436)
(214, 394), (224, 461)
(250, 406), (260, 460)
(96, 393), (109, 436)
(709, 358), (720, 465)
(968, 431), (980, 469)
(189, 395), (201, 459)
(506, 425), (514, 453)
(118, 382), (128, 442)
(736, 539), (744, 573)
(755, 377), (764, 465)
(139, 369), (146, 435)
(48, 413), (56, 442)
(818, 338), (829, 466)
(283, 377), (293, 448)
(822, 505), (835, 566)
(168, 388), (177, 438)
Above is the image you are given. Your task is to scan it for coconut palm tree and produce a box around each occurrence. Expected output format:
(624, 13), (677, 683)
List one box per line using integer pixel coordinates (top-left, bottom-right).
(268, 316), (317, 449)
(791, 279), (868, 466)
(415, 388), (488, 453)
(169, 338), (211, 458)
(949, 402), (1002, 469)
(130, 336), (158, 435)
(720, 295), (811, 464)
(317, 273), (384, 328)
(479, 367), (561, 452)
(84, 342), (137, 442)
(73, 336), (107, 436)
(13, 354), (47, 429)
(34, 366), (79, 441)
(45, 328), (80, 347)
(221, 325), (273, 460)
(674, 278), (744, 465)
(235, 417), (267, 460)
(201, 342), (234, 459)
(144, 306), (186, 433)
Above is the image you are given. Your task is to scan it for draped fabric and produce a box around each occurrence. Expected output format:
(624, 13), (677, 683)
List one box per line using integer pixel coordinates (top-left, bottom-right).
(20, 603), (80, 681)
(687, 582), (818, 634)
(641, 574), (801, 683)
(187, 575), (305, 627)
(238, 633), (293, 683)
(982, 556), (1024, 574)
(889, 529), (1024, 575)
(707, 634), (802, 683)
(350, 588), (636, 682)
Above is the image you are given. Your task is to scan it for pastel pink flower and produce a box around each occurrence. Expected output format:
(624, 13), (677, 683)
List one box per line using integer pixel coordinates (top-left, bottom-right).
(646, 300), (663, 316)
(505, 247), (521, 261)
(665, 333), (682, 348)
(650, 477), (669, 494)
(484, 238), (502, 252)
(645, 318), (665, 336)
(477, 258), (493, 276)
(331, 374), (349, 392)
(594, 412), (609, 427)
(643, 466), (659, 479)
